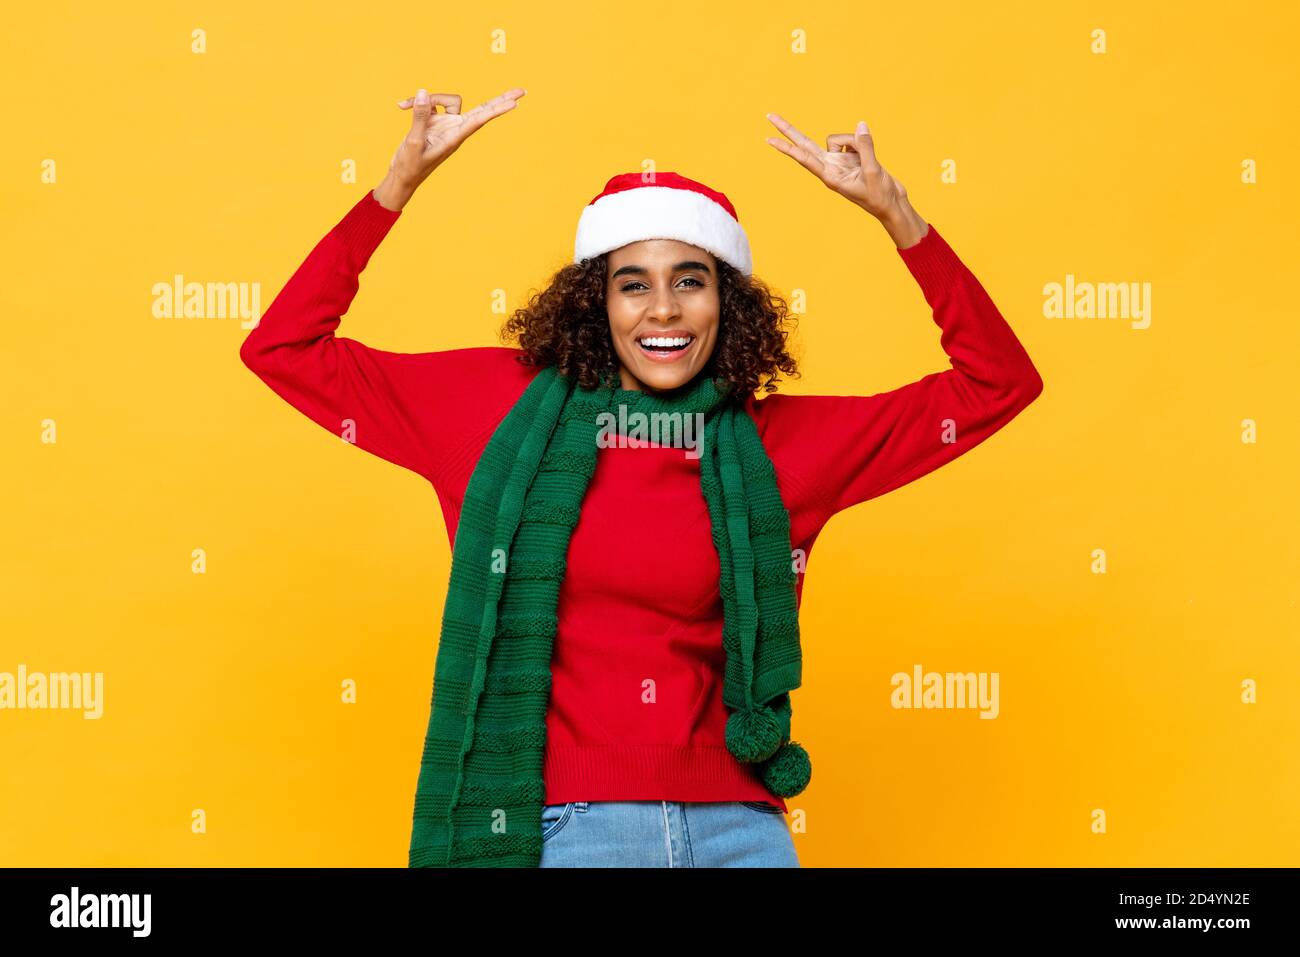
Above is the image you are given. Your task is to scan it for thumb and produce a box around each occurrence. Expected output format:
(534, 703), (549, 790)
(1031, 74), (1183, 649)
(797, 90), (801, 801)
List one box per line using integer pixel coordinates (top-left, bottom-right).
(853, 120), (878, 167)
(409, 88), (432, 134)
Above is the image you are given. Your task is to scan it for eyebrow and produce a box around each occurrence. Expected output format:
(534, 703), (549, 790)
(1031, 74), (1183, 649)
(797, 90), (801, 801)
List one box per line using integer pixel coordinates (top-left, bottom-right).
(610, 260), (714, 280)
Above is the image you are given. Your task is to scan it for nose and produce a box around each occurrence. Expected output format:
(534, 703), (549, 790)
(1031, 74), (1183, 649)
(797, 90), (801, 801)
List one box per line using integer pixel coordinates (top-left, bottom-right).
(646, 284), (681, 322)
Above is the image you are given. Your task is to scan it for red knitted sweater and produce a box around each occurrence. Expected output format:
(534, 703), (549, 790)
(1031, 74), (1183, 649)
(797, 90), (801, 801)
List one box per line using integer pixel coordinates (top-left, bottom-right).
(240, 189), (1044, 814)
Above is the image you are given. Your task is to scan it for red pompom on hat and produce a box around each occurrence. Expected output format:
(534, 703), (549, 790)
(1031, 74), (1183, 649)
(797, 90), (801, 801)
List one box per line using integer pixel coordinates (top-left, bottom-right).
(574, 171), (753, 276)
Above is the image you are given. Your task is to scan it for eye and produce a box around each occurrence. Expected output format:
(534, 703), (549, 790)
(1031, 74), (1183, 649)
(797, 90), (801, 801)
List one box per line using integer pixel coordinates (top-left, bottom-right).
(618, 277), (705, 293)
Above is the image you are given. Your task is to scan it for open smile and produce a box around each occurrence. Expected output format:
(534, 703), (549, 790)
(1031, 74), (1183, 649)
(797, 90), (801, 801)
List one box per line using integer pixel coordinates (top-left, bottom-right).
(635, 333), (696, 362)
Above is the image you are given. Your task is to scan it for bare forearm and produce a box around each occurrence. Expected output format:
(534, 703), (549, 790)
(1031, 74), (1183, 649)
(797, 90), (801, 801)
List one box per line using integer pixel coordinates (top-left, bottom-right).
(880, 196), (929, 250)
(374, 172), (417, 212)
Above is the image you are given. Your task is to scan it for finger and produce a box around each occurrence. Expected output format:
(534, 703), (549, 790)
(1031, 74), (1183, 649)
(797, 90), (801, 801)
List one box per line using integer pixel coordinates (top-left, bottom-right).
(464, 88), (527, 117)
(766, 112), (822, 158)
(825, 133), (860, 154)
(398, 92), (463, 113)
(459, 87), (527, 134)
(766, 136), (824, 179)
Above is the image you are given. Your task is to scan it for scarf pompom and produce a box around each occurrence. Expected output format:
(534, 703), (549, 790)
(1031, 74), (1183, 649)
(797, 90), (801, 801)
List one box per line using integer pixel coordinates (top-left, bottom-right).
(761, 740), (812, 797)
(726, 704), (785, 762)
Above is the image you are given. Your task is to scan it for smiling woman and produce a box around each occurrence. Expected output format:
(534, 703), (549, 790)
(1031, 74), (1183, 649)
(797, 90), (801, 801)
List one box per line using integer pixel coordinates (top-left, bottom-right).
(610, 245), (713, 376)
(502, 172), (799, 398)
(239, 87), (1044, 868)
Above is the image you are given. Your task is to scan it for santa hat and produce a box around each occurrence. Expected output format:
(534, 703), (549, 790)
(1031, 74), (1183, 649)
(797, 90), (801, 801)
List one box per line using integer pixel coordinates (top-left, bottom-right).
(574, 172), (753, 276)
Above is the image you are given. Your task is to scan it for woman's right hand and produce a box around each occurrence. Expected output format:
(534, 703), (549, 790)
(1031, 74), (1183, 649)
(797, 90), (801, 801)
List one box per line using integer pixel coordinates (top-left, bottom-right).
(375, 86), (527, 210)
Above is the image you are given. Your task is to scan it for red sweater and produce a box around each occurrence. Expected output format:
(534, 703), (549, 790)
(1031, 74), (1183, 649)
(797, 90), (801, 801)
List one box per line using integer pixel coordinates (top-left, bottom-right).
(240, 189), (1044, 814)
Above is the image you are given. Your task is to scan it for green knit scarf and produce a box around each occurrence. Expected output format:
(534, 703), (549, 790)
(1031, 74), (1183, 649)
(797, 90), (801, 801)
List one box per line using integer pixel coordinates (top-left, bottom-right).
(408, 364), (811, 867)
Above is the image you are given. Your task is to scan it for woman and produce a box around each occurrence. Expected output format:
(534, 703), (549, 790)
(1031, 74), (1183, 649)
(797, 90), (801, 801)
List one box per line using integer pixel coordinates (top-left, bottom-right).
(240, 86), (1044, 868)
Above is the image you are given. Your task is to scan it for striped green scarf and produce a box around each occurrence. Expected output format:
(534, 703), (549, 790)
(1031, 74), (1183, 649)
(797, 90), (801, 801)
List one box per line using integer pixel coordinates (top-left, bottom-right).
(408, 364), (811, 867)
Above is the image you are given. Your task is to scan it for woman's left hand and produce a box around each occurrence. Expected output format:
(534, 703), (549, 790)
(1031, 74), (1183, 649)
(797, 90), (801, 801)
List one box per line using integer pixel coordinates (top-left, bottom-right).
(766, 112), (928, 247)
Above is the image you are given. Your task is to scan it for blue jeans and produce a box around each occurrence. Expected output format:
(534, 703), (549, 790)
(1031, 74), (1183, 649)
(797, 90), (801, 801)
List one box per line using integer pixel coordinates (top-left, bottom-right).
(538, 800), (800, 867)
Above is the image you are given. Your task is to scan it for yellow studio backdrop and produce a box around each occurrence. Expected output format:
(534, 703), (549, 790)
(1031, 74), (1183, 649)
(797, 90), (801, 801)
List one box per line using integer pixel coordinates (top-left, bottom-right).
(2, 1), (1297, 867)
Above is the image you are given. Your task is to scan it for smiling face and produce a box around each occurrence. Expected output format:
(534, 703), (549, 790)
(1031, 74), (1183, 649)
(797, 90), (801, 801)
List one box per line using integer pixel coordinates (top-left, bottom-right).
(605, 239), (720, 394)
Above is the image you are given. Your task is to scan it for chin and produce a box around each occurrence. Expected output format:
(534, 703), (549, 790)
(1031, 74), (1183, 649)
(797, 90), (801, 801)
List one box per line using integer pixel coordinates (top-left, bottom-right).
(627, 361), (699, 393)
(643, 369), (694, 390)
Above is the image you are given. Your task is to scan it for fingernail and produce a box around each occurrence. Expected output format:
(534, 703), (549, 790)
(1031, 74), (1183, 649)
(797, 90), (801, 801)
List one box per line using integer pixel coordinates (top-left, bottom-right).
(857, 120), (868, 134)
(417, 88), (428, 102)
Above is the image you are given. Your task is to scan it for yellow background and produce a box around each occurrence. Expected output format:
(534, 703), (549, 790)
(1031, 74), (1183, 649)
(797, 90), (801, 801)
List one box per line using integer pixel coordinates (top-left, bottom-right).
(3, 1), (1297, 866)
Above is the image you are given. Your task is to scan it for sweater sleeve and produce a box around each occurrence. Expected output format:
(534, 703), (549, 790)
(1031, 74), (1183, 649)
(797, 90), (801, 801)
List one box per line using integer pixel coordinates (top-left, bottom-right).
(749, 223), (1044, 528)
(239, 189), (458, 485)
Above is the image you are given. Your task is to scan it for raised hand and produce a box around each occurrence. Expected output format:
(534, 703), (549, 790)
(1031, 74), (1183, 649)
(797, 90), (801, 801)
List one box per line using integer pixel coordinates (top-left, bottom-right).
(765, 111), (928, 247)
(375, 86), (526, 210)
(765, 113), (909, 217)
(392, 87), (525, 180)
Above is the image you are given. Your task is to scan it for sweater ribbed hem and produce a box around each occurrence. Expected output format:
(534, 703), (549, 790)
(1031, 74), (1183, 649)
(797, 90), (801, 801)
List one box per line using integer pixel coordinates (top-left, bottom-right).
(331, 188), (403, 259)
(895, 222), (966, 299)
(543, 744), (790, 813)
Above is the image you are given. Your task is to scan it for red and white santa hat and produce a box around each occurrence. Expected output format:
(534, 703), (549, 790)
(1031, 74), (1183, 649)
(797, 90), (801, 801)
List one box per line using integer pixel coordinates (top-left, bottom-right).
(574, 172), (753, 276)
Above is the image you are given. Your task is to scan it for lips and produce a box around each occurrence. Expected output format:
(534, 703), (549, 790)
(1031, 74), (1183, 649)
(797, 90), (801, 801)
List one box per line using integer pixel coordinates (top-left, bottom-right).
(636, 333), (696, 361)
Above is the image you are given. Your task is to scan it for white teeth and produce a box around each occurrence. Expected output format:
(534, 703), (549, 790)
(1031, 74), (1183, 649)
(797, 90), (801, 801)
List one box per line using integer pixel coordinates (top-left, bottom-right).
(639, 336), (693, 348)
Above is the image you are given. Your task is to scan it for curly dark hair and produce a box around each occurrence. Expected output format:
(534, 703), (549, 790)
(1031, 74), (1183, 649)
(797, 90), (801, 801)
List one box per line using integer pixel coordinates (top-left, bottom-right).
(498, 253), (801, 397)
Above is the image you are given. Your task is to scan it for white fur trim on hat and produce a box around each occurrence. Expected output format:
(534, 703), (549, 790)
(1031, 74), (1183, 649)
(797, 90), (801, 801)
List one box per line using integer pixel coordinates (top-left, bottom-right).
(574, 186), (753, 276)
